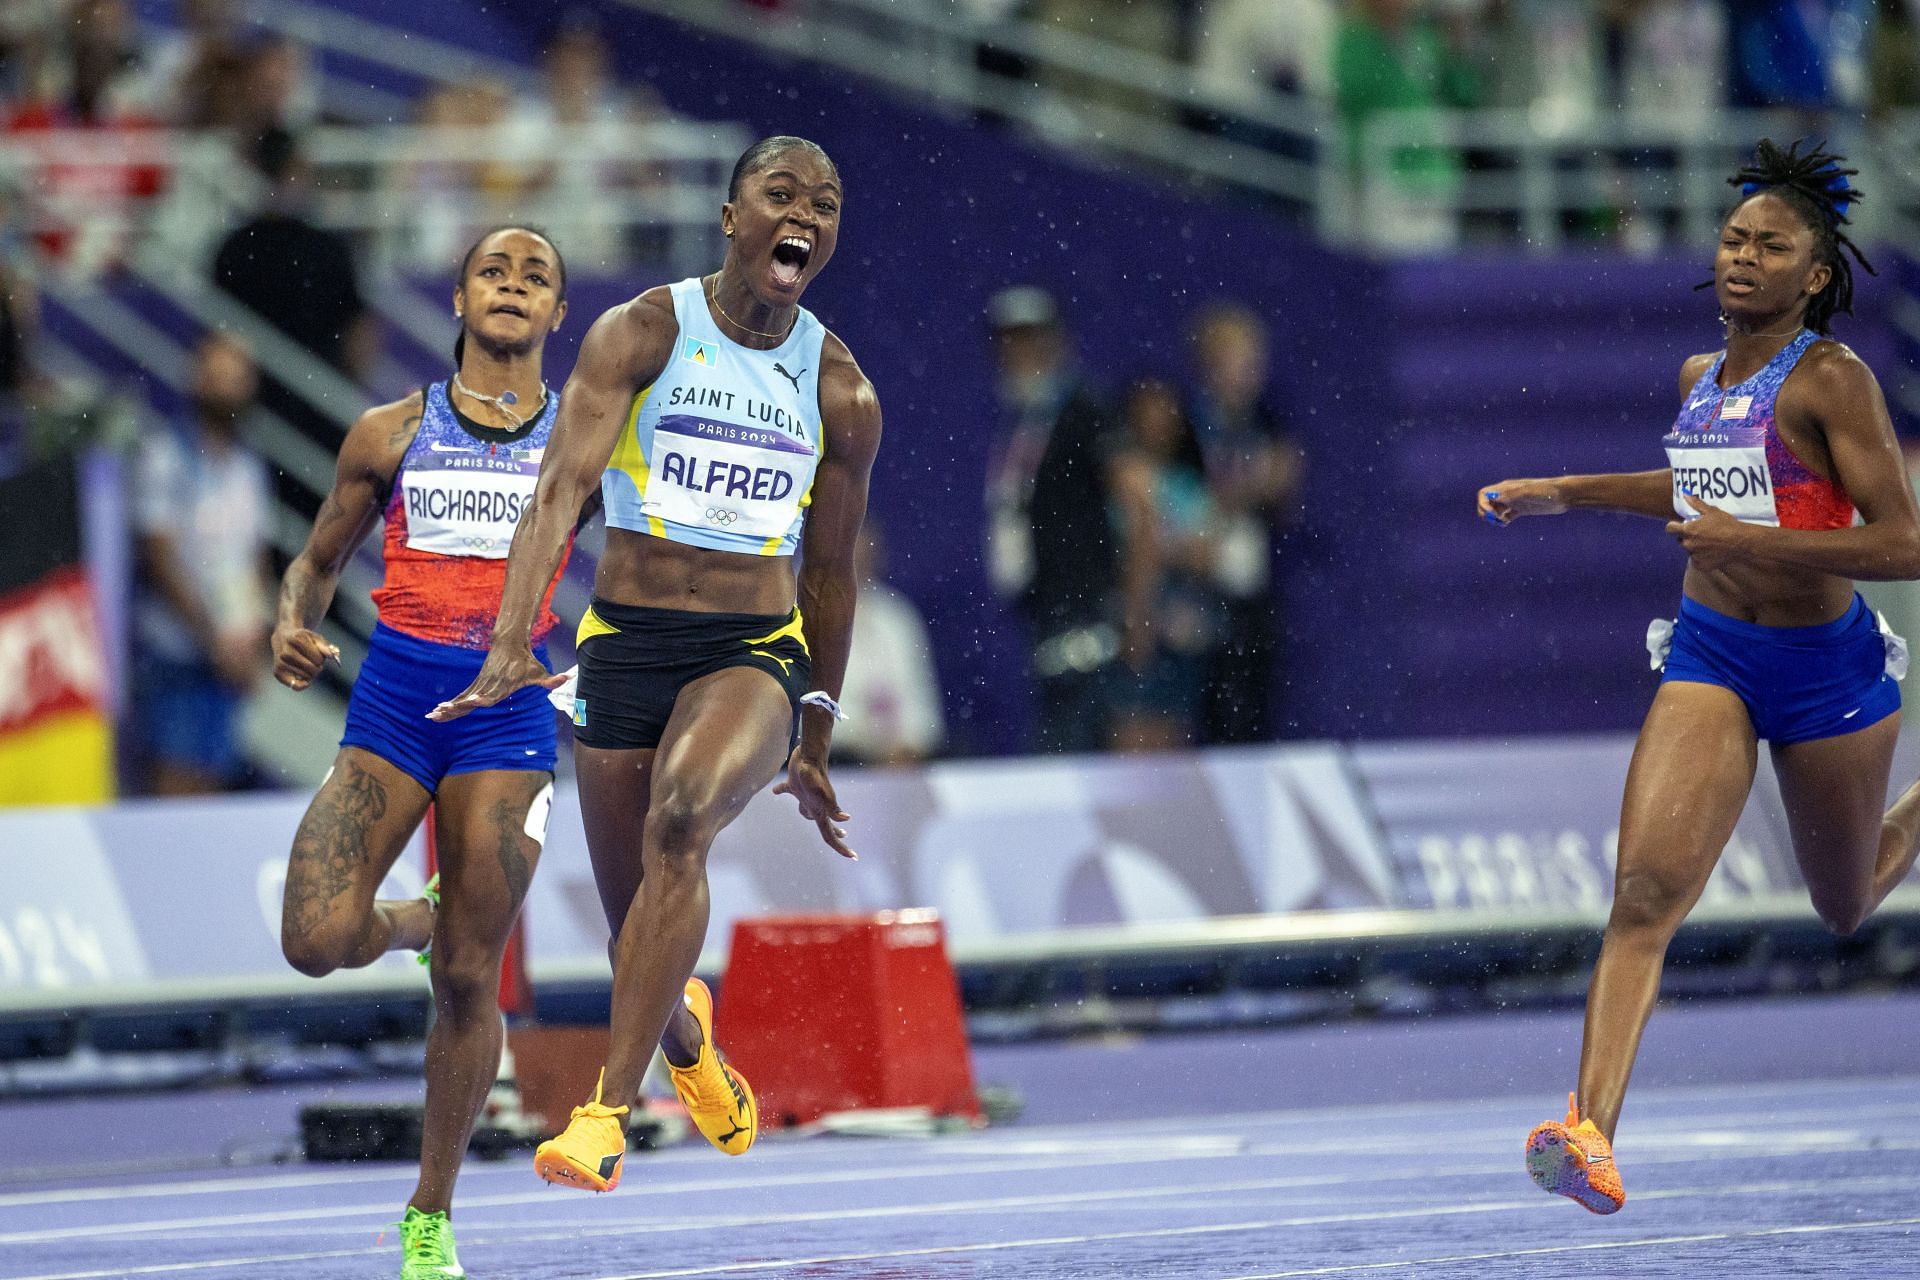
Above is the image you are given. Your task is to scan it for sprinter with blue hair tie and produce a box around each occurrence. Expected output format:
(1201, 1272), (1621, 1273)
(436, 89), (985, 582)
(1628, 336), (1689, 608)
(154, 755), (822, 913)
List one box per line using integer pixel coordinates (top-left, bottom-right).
(1477, 139), (1920, 1214)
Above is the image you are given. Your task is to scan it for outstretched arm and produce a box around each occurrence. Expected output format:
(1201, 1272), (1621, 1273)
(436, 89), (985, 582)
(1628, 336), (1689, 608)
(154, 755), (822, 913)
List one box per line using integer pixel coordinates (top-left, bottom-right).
(1480, 353), (1710, 527)
(272, 396), (417, 690)
(431, 296), (673, 720)
(1479, 470), (1676, 525)
(773, 335), (883, 858)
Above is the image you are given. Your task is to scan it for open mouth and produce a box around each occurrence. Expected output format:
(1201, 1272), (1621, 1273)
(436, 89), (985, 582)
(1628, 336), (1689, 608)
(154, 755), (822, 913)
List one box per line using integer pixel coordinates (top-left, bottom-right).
(1723, 274), (1757, 296)
(491, 303), (528, 318)
(771, 236), (812, 287)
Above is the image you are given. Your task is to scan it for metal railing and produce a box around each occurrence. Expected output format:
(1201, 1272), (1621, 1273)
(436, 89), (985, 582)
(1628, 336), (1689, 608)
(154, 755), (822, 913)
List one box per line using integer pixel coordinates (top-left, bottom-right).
(0, 121), (746, 282)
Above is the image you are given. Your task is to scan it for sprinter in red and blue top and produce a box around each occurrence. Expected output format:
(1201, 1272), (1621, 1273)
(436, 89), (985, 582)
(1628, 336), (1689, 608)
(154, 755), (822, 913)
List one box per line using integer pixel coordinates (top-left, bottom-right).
(269, 227), (572, 1280)
(1479, 141), (1920, 1216)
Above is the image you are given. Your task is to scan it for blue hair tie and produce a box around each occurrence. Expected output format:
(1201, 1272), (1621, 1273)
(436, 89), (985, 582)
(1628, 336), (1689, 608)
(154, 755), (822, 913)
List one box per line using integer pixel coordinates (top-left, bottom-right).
(1743, 163), (1852, 220)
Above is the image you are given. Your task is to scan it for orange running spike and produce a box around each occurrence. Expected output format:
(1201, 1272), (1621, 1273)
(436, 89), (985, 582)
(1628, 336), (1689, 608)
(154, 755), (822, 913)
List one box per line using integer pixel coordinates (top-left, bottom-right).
(1524, 1091), (1625, 1214)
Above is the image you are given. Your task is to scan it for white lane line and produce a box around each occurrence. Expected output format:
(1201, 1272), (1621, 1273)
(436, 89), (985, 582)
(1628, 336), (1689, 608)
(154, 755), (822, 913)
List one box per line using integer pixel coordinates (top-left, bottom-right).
(9, 1165), (1909, 1280)
(0, 1135), (1245, 1210)
(583, 1186), (1920, 1280)
(0, 1145), (1257, 1246)
(0, 1246), (383, 1280)
(0, 1168), (448, 1208)
(10, 1082), (1920, 1212)
(1218, 1214), (1920, 1278)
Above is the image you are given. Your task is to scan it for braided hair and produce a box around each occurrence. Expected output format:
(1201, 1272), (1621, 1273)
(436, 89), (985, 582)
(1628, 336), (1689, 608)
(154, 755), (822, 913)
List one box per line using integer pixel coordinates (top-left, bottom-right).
(1724, 138), (1875, 335)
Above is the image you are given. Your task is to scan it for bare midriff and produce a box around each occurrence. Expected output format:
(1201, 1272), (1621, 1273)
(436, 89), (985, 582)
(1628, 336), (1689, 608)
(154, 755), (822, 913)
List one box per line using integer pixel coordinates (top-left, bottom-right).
(594, 526), (798, 614)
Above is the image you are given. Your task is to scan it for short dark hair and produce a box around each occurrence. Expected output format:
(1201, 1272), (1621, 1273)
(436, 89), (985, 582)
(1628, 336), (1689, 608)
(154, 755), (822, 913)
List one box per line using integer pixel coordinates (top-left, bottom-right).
(452, 225), (566, 365)
(728, 136), (837, 201)
(1723, 138), (1875, 336)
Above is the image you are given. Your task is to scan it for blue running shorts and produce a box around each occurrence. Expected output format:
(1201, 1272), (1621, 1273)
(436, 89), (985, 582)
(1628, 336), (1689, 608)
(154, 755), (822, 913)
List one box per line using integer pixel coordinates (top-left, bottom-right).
(340, 623), (557, 793)
(1656, 593), (1903, 745)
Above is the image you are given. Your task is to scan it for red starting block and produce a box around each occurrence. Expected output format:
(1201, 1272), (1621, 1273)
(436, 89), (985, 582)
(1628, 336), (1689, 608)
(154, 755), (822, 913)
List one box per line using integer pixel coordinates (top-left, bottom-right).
(718, 910), (982, 1129)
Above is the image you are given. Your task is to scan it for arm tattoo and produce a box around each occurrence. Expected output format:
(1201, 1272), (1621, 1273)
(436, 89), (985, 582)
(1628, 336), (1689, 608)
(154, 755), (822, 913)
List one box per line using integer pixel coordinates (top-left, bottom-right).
(284, 758), (389, 942)
(387, 411), (421, 450)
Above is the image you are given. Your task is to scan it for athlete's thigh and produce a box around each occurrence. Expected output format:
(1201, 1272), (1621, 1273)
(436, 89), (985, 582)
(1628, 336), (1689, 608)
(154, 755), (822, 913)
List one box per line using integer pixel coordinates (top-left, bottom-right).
(431, 769), (554, 947)
(650, 666), (795, 830)
(283, 747), (433, 943)
(575, 745), (656, 937)
(1771, 709), (1901, 900)
(1615, 682), (1760, 894)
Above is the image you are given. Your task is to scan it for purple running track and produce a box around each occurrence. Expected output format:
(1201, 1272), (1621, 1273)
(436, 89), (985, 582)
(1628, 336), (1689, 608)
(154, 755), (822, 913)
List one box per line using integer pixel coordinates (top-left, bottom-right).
(4, 992), (1920, 1278)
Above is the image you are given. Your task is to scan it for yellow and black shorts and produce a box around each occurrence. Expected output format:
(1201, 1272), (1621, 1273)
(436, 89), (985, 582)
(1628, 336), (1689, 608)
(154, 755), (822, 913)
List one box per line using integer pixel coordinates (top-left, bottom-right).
(571, 599), (811, 750)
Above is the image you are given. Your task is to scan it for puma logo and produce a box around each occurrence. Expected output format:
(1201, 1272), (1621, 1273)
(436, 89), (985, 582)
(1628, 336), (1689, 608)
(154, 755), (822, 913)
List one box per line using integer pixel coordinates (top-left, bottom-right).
(717, 1120), (750, 1146)
(773, 362), (805, 393)
(751, 648), (794, 675)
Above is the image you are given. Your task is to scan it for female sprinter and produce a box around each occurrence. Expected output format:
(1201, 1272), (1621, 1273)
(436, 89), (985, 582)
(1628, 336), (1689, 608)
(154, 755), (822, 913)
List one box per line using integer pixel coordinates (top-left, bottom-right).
(430, 136), (881, 1194)
(272, 226), (572, 1276)
(1478, 140), (1920, 1214)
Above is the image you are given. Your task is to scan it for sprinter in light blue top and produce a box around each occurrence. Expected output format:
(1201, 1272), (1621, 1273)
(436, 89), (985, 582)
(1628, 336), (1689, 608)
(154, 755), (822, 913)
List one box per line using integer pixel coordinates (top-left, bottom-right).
(604, 276), (827, 555)
(429, 137), (885, 1198)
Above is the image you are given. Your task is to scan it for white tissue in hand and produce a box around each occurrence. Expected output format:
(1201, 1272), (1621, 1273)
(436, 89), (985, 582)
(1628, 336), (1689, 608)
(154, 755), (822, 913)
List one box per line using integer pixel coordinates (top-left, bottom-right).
(547, 666), (579, 715)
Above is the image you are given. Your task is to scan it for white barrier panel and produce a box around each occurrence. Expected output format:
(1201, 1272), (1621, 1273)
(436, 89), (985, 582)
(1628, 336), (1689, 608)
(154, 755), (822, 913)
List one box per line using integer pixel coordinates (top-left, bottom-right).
(4, 734), (1916, 1013)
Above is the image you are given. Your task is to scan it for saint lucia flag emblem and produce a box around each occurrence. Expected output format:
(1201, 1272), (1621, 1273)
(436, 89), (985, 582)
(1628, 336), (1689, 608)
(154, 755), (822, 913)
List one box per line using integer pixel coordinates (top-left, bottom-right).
(573, 698), (587, 727)
(680, 337), (718, 367)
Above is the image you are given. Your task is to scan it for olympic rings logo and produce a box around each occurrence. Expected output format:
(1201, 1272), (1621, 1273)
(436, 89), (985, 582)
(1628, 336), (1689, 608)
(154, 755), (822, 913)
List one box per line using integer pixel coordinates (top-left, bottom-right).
(705, 508), (740, 526)
(460, 536), (503, 550)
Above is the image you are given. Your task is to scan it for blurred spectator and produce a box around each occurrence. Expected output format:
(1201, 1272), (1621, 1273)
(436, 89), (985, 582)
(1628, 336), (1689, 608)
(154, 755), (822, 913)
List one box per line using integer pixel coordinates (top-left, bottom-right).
(137, 0), (239, 124)
(1107, 378), (1219, 753)
(129, 332), (273, 795)
(1193, 0), (1336, 108)
(0, 2), (60, 103)
(983, 285), (1120, 756)
(1869, 0), (1920, 111)
(1474, 1), (1603, 136)
(1610, 0), (1728, 126)
(1187, 302), (1302, 744)
(836, 522), (946, 767)
(6, 0), (164, 272)
(213, 128), (374, 382)
(501, 21), (666, 268)
(406, 78), (515, 266)
(1333, 0), (1482, 250)
(1726, 0), (1840, 114)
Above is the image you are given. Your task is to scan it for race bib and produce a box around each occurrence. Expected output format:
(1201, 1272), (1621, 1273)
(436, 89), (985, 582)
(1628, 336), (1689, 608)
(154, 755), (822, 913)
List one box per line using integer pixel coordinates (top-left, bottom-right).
(640, 414), (816, 539)
(401, 455), (541, 558)
(1665, 445), (1778, 526)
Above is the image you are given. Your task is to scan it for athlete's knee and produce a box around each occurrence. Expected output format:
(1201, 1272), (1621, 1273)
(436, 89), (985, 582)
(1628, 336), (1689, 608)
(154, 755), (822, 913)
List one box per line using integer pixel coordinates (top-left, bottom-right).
(430, 943), (503, 1014)
(1607, 868), (1693, 934)
(645, 792), (720, 867)
(281, 922), (354, 978)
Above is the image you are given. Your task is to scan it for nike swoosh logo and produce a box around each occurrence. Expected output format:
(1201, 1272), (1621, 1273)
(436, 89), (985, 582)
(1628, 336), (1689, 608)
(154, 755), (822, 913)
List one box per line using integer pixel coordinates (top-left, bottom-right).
(1844, 708), (1862, 719)
(428, 442), (472, 453)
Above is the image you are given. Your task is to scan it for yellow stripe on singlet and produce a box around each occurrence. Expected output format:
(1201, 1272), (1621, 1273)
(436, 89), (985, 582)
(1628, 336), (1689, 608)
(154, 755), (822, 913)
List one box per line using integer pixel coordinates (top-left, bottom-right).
(743, 608), (809, 656)
(606, 385), (667, 539)
(576, 604), (620, 646)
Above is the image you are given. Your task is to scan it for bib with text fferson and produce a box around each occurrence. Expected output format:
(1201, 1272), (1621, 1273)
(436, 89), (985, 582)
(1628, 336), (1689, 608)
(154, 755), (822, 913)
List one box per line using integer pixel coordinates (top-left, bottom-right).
(1661, 329), (1852, 531)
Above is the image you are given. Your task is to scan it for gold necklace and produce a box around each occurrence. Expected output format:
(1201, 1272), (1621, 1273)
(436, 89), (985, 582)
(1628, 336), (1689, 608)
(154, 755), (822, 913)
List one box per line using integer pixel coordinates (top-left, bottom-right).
(708, 275), (794, 341)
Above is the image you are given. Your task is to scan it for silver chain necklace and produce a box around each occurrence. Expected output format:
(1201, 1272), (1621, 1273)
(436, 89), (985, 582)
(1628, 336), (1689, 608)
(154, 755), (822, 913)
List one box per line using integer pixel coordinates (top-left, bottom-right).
(452, 372), (547, 430)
